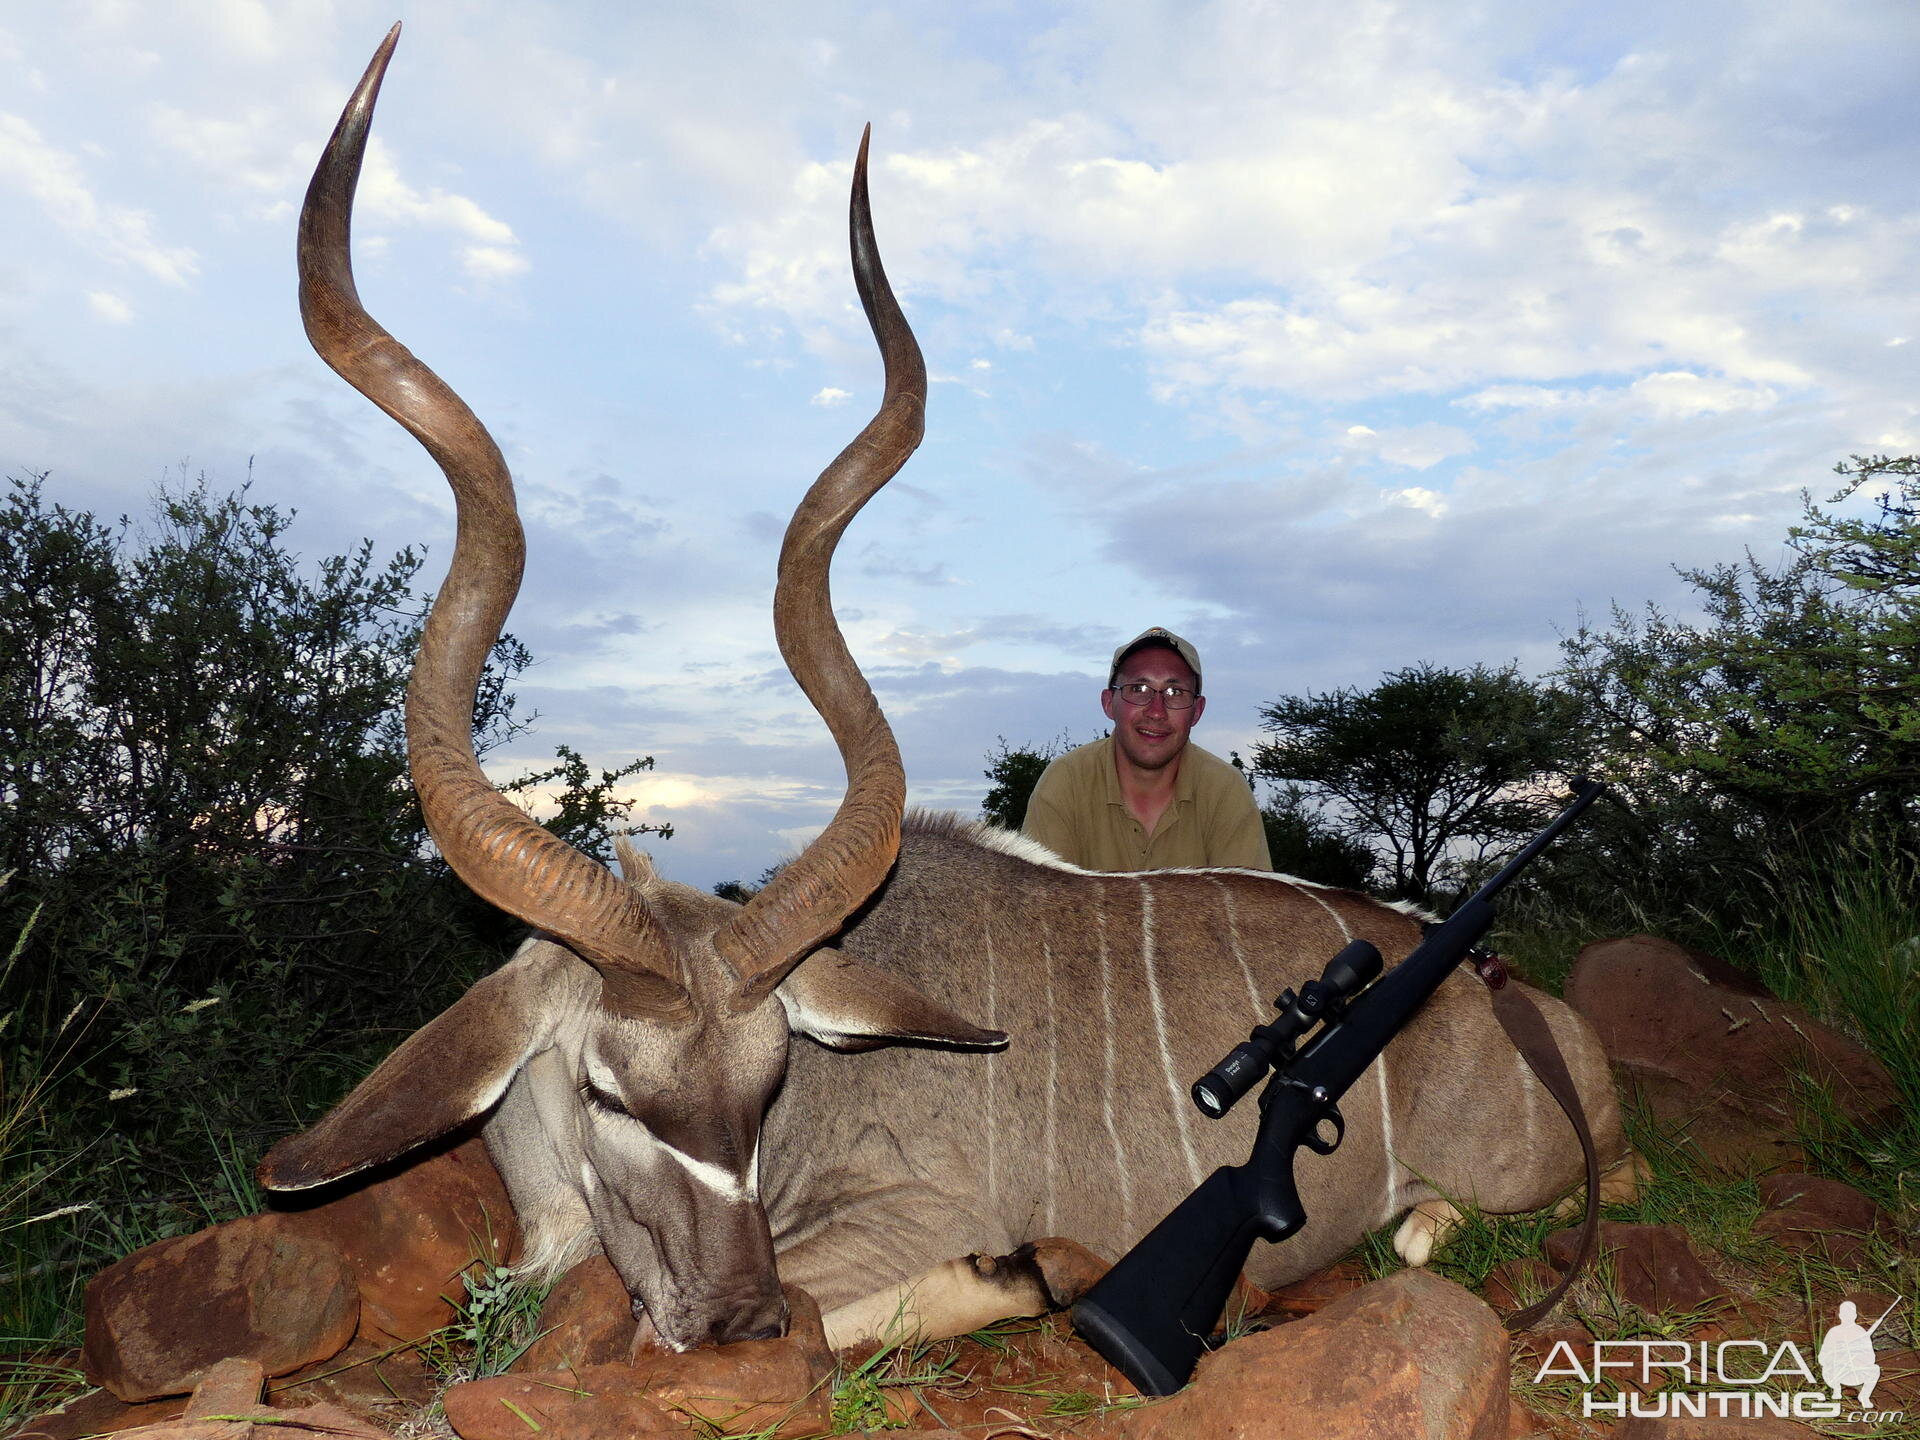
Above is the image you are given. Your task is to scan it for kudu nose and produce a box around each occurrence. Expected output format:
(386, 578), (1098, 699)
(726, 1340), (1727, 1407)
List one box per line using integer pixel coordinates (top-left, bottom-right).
(717, 1290), (790, 1346)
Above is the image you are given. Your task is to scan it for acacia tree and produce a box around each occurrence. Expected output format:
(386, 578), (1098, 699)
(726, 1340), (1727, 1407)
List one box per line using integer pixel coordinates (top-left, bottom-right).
(1557, 456), (1919, 888)
(1251, 663), (1580, 900)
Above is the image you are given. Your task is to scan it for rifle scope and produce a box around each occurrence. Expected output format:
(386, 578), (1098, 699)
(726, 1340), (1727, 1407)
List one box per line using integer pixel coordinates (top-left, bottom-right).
(1191, 938), (1383, 1118)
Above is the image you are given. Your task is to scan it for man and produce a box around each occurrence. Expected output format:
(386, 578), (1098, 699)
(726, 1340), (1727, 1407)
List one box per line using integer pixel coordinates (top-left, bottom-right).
(1022, 627), (1272, 872)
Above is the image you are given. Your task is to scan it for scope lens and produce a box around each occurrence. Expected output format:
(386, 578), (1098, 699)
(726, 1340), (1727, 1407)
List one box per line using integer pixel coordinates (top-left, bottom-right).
(1191, 1042), (1267, 1117)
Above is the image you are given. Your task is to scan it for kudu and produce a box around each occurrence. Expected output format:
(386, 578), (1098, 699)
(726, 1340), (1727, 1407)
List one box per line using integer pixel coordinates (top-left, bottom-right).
(262, 29), (1636, 1356)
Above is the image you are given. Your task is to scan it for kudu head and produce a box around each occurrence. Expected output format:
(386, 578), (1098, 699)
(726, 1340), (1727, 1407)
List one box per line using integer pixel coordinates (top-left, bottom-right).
(257, 26), (1004, 1351)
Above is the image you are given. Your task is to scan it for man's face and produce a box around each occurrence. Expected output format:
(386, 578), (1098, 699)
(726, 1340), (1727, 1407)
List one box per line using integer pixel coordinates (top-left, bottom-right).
(1101, 644), (1206, 774)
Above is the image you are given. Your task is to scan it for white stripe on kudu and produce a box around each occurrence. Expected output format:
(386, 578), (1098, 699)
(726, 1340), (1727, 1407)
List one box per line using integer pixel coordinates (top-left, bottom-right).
(1292, 880), (1353, 941)
(1138, 882), (1203, 1187)
(658, 1137), (752, 1204)
(985, 924), (999, 1210)
(1210, 876), (1265, 1020)
(1095, 904), (1135, 1229)
(1042, 924), (1058, 1235)
(1375, 1052), (1400, 1224)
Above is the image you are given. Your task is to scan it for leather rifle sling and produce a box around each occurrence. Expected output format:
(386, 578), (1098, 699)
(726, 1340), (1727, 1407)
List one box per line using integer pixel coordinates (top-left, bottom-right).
(1481, 972), (1602, 1330)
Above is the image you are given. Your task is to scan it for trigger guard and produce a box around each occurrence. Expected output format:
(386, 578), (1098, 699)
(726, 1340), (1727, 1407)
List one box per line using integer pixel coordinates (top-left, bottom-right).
(1303, 1104), (1344, 1155)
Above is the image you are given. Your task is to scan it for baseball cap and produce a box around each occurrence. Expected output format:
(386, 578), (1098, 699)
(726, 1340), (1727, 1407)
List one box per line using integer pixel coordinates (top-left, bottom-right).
(1108, 627), (1202, 689)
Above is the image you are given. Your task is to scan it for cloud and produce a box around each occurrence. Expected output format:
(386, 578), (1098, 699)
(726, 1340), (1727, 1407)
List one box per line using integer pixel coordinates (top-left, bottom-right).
(1628, 371), (1778, 419)
(8, 0), (1918, 897)
(86, 291), (134, 324)
(147, 102), (306, 195)
(0, 114), (197, 284)
(1386, 486), (1448, 519)
(1341, 422), (1475, 470)
(355, 137), (528, 279)
(461, 244), (531, 281)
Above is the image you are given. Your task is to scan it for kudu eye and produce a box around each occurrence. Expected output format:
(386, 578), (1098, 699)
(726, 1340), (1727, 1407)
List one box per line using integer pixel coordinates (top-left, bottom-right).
(579, 1078), (634, 1117)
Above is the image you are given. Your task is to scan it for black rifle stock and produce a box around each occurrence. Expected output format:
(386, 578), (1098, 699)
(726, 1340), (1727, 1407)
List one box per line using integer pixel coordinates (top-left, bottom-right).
(1070, 779), (1605, 1396)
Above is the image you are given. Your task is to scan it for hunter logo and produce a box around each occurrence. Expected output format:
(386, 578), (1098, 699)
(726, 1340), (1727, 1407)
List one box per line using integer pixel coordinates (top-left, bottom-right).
(1534, 1298), (1907, 1424)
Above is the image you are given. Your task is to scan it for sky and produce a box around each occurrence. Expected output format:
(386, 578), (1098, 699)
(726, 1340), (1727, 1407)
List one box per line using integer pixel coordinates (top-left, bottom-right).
(4, 0), (1917, 891)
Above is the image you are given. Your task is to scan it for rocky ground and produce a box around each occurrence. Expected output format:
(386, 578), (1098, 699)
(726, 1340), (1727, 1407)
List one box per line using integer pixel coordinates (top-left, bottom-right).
(12, 934), (1917, 1440)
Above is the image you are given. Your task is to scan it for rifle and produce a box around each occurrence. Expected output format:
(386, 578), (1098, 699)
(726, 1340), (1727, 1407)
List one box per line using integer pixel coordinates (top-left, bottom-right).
(1070, 778), (1607, 1396)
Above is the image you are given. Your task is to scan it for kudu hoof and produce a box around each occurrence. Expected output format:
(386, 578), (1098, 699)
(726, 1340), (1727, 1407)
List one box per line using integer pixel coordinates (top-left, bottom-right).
(1393, 1198), (1465, 1267)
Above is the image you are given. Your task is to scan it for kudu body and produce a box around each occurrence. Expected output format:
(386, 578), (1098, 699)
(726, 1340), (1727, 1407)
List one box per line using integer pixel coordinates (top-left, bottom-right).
(262, 30), (1629, 1356)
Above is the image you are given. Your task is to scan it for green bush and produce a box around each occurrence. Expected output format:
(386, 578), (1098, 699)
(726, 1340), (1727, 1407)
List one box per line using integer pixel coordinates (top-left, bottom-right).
(0, 474), (661, 1360)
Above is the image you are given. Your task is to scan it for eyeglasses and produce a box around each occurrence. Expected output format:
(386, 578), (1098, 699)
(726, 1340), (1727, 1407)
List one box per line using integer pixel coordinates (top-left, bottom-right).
(1111, 681), (1198, 710)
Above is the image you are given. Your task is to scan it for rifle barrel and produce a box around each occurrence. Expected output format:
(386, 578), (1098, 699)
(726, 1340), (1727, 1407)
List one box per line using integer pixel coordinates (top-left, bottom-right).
(1467, 777), (1604, 904)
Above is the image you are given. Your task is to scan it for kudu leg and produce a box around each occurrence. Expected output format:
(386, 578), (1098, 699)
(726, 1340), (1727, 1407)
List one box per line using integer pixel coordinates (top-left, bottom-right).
(819, 1238), (1109, 1351)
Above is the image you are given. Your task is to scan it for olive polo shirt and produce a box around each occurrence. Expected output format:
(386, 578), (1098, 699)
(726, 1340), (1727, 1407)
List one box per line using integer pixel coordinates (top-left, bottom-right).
(1020, 736), (1273, 872)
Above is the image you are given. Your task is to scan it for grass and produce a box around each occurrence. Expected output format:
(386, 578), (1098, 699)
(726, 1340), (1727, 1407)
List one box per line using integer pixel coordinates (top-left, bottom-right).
(416, 1262), (554, 1385)
(826, 1325), (962, 1433)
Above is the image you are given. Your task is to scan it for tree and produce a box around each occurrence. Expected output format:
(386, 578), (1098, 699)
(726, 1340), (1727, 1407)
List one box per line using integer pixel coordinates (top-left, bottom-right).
(1257, 784), (1377, 889)
(1557, 458), (1919, 884)
(0, 474), (666, 1204)
(980, 733), (1075, 830)
(1251, 663), (1580, 900)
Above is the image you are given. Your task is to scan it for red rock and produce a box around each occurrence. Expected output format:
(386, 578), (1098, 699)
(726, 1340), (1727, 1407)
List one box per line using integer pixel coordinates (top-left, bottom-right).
(178, 1357), (265, 1418)
(81, 1214), (359, 1402)
(1100, 1269), (1509, 1439)
(1758, 1172), (1890, 1231)
(61, 1355), (400, 1440)
(270, 1335), (439, 1420)
(1751, 1172), (1898, 1270)
(1024, 1234), (1112, 1307)
(1566, 937), (1900, 1129)
(444, 1372), (684, 1440)
(1503, 1399), (1557, 1439)
(450, 1320), (829, 1440)
(1755, 1214), (1871, 1269)
(274, 1135), (518, 1345)
(9, 1389), (189, 1440)
(1261, 1258), (1371, 1318)
(1872, 1346), (1920, 1414)
(779, 1284), (835, 1386)
(513, 1255), (632, 1373)
(1543, 1222), (1728, 1315)
(1623, 1073), (1808, 1175)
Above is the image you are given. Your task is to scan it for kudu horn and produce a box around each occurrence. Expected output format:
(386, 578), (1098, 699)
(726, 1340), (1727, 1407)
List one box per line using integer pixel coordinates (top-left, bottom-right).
(714, 126), (924, 1003)
(299, 23), (687, 1018)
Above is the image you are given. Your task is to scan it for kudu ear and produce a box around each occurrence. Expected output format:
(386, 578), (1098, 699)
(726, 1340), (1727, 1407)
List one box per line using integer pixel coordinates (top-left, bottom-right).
(258, 946), (580, 1190)
(777, 949), (1008, 1053)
